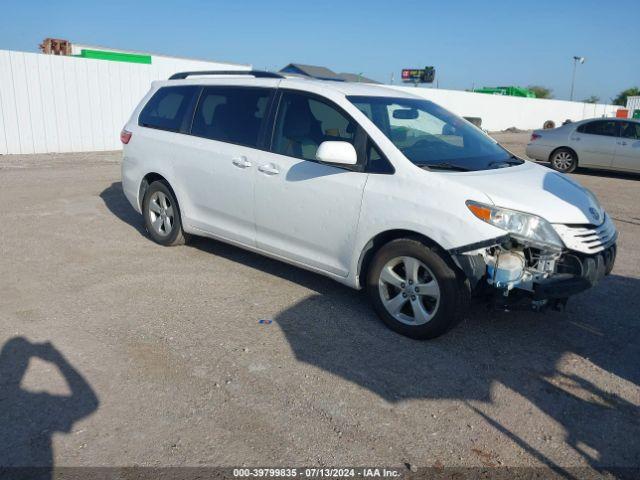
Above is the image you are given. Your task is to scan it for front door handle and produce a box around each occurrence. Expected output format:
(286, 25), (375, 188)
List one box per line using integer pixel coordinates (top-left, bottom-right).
(258, 163), (280, 175)
(619, 141), (628, 146)
(232, 156), (252, 169)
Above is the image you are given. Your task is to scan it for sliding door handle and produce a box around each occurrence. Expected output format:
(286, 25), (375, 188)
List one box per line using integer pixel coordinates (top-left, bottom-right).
(258, 163), (280, 175)
(232, 157), (252, 168)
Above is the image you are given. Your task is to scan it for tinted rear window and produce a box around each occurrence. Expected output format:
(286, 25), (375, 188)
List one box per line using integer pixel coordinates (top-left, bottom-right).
(139, 86), (199, 133)
(191, 87), (272, 148)
(577, 120), (619, 137)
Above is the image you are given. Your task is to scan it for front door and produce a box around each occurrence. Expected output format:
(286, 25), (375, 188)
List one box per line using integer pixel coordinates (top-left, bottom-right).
(613, 121), (640, 172)
(572, 120), (619, 168)
(254, 91), (368, 277)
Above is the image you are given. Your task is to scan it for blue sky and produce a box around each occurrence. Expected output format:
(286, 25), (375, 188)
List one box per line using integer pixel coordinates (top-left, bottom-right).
(2, 0), (637, 102)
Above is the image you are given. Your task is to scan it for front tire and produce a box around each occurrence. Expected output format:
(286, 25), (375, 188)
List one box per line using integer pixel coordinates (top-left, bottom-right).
(549, 148), (577, 173)
(366, 239), (462, 339)
(142, 181), (187, 246)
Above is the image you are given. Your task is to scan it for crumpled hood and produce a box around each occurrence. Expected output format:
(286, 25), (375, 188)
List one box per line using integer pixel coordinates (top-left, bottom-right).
(447, 161), (604, 225)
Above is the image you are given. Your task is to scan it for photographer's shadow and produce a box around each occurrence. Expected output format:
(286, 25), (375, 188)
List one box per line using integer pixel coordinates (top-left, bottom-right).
(0, 337), (99, 478)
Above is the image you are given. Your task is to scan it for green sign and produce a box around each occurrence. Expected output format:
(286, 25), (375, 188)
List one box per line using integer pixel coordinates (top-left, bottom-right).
(76, 49), (152, 64)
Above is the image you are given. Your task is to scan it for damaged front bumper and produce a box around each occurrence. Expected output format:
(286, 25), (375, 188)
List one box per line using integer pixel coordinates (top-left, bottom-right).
(532, 244), (616, 298)
(451, 230), (617, 306)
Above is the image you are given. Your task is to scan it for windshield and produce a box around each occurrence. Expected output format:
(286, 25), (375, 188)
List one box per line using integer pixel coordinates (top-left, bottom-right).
(348, 96), (522, 171)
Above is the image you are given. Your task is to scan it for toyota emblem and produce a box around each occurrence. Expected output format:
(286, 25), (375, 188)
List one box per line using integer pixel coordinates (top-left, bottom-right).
(589, 207), (600, 222)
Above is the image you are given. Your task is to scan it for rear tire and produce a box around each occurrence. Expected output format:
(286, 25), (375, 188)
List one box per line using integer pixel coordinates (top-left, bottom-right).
(366, 239), (463, 339)
(142, 181), (187, 246)
(549, 147), (577, 173)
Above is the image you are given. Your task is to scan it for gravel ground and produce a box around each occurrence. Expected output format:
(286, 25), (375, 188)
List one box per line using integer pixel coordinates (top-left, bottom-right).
(0, 134), (638, 476)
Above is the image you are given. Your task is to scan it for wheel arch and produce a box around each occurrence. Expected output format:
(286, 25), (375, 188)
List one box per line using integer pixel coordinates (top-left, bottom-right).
(356, 229), (459, 289)
(139, 172), (178, 208)
(549, 146), (579, 165)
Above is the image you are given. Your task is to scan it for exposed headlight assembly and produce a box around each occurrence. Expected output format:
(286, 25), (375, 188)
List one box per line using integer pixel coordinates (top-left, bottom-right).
(466, 201), (564, 250)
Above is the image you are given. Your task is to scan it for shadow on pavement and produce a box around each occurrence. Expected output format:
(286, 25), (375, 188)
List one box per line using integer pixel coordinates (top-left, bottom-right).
(101, 181), (640, 475)
(572, 168), (640, 181)
(0, 338), (99, 479)
(100, 182), (146, 235)
(530, 161), (640, 181)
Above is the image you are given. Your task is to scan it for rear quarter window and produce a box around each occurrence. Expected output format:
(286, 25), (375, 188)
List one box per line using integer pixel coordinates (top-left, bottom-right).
(139, 86), (199, 133)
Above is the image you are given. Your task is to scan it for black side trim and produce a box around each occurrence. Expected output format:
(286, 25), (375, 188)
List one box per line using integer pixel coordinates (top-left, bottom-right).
(448, 235), (510, 255)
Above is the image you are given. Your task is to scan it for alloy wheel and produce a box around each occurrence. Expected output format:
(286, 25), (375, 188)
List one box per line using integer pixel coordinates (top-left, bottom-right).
(552, 151), (573, 171)
(148, 191), (174, 237)
(378, 256), (440, 325)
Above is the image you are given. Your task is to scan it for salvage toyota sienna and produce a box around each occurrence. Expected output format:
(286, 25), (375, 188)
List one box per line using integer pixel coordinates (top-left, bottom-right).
(121, 71), (617, 339)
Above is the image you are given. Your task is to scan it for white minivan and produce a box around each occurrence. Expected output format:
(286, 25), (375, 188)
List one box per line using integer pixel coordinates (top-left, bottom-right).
(121, 71), (617, 339)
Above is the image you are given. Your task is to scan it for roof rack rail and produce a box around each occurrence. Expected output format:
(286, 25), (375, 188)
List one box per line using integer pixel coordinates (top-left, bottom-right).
(169, 70), (284, 80)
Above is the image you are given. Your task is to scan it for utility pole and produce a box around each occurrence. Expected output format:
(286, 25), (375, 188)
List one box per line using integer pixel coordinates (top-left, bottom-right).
(570, 56), (585, 101)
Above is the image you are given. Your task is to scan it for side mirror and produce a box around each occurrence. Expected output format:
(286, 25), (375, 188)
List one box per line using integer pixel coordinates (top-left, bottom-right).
(316, 141), (358, 165)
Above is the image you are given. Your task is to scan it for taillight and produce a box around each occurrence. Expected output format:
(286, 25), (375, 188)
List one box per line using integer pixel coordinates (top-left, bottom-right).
(530, 133), (541, 142)
(120, 129), (132, 144)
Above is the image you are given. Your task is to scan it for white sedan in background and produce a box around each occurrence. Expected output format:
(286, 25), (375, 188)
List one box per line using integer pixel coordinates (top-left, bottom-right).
(526, 118), (640, 174)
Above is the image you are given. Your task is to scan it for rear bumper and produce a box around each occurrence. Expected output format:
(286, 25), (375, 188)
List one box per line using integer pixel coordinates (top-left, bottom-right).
(121, 156), (142, 213)
(525, 143), (553, 162)
(533, 244), (616, 299)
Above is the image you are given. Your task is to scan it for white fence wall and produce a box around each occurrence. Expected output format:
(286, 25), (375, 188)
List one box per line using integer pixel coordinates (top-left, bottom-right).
(0, 49), (624, 154)
(0, 49), (250, 155)
(388, 86), (621, 131)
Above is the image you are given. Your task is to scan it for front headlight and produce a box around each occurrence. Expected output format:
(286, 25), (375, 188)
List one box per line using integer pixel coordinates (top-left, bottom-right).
(466, 201), (564, 250)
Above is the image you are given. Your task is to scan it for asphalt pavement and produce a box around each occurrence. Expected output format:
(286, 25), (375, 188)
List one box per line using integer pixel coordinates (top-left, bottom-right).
(0, 135), (638, 476)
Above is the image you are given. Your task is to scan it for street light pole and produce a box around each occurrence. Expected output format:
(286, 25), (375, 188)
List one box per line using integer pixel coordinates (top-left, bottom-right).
(570, 56), (585, 101)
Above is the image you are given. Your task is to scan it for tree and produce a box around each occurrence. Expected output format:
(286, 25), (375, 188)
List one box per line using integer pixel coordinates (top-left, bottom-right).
(582, 95), (600, 104)
(612, 87), (640, 106)
(528, 85), (554, 99)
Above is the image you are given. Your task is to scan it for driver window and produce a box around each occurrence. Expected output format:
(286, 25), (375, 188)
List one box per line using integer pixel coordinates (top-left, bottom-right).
(273, 92), (356, 161)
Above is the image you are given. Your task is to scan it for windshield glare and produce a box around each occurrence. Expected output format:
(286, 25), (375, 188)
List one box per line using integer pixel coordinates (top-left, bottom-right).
(348, 95), (521, 171)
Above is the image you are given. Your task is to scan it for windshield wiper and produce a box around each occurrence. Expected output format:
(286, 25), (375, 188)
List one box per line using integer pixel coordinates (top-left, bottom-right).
(419, 163), (471, 172)
(488, 156), (523, 168)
